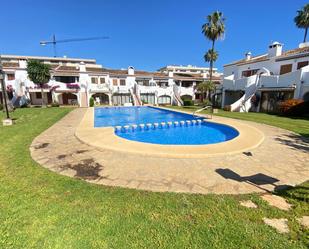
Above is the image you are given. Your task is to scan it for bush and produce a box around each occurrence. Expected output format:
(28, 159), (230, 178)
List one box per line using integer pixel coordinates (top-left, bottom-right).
(0, 103), (3, 111)
(51, 102), (60, 107)
(89, 97), (94, 107)
(202, 99), (212, 107)
(223, 105), (231, 111)
(183, 100), (194, 106)
(279, 99), (306, 116)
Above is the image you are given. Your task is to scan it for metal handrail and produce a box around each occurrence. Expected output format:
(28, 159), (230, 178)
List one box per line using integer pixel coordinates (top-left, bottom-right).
(193, 105), (213, 119)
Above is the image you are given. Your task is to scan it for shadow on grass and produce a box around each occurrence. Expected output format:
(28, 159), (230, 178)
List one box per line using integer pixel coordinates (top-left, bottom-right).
(274, 184), (309, 203)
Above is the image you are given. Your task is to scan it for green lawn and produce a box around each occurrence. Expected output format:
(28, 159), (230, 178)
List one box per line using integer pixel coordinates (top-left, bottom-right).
(168, 106), (309, 138)
(0, 108), (308, 249)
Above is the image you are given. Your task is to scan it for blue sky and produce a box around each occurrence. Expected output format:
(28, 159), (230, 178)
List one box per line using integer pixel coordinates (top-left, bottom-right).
(0, 0), (308, 71)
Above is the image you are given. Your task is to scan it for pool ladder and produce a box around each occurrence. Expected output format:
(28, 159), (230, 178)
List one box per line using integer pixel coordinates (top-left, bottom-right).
(193, 105), (213, 119)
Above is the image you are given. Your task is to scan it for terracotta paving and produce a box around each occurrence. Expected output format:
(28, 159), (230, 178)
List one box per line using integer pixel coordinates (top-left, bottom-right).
(30, 108), (309, 194)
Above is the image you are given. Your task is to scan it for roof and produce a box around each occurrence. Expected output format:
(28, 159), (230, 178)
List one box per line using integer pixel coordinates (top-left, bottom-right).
(158, 65), (216, 71)
(224, 45), (309, 67)
(224, 54), (269, 67)
(0, 54), (96, 63)
(276, 46), (309, 61)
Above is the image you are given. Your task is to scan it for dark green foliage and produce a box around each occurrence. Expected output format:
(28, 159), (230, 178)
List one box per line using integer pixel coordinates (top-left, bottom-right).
(26, 60), (51, 85)
(183, 100), (194, 106)
(89, 97), (94, 107)
(294, 3), (309, 42)
(51, 102), (60, 107)
(26, 60), (51, 106)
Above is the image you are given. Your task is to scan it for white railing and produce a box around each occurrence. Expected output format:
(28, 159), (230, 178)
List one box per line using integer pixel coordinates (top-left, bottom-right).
(222, 78), (235, 90)
(179, 86), (194, 96)
(278, 71), (301, 87)
(230, 75), (259, 112)
(89, 83), (110, 92)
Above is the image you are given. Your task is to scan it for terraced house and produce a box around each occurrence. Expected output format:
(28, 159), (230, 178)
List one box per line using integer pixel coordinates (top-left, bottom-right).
(0, 55), (222, 107)
(222, 42), (309, 112)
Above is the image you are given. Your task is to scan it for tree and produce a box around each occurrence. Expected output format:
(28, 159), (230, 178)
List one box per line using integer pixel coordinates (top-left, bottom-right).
(294, 3), (309, 43)
(202, 11), (225, 90)
(26, 60), (51, 106)
(196, 81), (215, 103)
(204, 49), (218, 64)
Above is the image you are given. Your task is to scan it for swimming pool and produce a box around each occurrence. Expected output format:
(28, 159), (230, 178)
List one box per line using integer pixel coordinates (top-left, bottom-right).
(94, 106), (239, 145)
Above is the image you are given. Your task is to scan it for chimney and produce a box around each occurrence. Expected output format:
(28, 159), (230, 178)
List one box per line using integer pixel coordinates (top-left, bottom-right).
(79, 62), (86, 72)
(128, 66), (134, 75)
(268, 41), (282, 57)
(299, 42), (309, 48)
(245, 52), (252, 60)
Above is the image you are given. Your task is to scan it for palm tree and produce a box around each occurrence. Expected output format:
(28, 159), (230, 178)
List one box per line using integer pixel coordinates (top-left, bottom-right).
(26, 60), (51, 107)
(196, 81), (215, 103)
(294, 4), (309, 42)
(202, 11), (225, 85)
(204, 49), (218, 64)
(203, 49), (218, 101)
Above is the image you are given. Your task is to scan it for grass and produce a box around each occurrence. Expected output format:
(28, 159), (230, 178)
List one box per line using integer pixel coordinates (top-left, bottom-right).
(0, 107), (308, 249)
(168, 106), (309, 138)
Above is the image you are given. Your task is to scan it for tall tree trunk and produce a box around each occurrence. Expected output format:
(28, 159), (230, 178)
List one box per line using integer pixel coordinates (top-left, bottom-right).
(40, 86), (45, 107)
(304, 27), (308, 43)
(209, 39), (215, 101)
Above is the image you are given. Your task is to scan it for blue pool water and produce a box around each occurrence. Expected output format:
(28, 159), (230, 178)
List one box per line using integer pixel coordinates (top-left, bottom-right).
(94, 106), (239, 145)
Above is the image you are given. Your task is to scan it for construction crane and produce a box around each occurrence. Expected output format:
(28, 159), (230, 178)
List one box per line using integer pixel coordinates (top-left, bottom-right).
(40, 34), (110, 57)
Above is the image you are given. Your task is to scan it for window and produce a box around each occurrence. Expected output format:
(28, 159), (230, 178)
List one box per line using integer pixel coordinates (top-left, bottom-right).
(54, 76), (78, 83)
(99, 77), (106, 84)
(112, 79), (118, 86)
(158, 95), (171, 105)
(279, 64), (292, 75)
(241, 69), (258, 77)
(91, 77), (98, 84)
(35, 92), (42, 99)
(7, 74), (15, 80)
(297, 61), (309, 70)
(137, 79), (150, 86)
(120, 79), (126, 86)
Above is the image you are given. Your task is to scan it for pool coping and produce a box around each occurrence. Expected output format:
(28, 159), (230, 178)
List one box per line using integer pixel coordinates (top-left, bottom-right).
(75, 107), (265, 158)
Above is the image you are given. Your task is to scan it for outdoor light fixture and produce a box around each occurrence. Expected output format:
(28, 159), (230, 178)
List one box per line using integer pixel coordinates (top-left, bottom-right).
(0, 56), (13, 125)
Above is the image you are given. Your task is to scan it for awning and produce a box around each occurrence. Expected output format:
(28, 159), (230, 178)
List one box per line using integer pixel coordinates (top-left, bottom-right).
(53, 72), (79, 77)
(258, 87), (295, 92)
(55, 89), (78, 93)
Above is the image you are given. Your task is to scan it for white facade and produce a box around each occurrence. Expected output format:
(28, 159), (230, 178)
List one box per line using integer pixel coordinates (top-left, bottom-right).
(222, 42), (309, 112)
(1, 55), (223, 107)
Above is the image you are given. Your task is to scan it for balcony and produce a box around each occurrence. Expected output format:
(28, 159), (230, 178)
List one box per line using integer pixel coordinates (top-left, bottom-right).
(179, 86), (194, 96)
(259, 71), (301, 88)
(89, 83), (110, 92)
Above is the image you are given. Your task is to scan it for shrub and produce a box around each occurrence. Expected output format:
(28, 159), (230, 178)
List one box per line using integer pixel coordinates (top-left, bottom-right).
(279, 99), (305, 116)
(89, 97), (94, 107)
(223, 105), (231, 111)
(202, 99), (212, 107)
(183, 100), (194, 106)
(51, 102), (60, 107)
(0, 103), (3, 111)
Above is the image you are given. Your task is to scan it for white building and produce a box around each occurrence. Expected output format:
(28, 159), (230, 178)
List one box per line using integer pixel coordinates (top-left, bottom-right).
(0, 55), (222, 107)
(222, 42), (309, 112)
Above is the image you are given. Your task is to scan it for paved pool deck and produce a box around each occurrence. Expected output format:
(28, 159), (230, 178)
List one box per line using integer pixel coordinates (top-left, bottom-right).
(75, 107), (264, 158)
(30, 108), (309, 194)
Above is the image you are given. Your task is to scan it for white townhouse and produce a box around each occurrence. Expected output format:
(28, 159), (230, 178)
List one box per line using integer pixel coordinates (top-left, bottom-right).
(222, 42), (309, 112)
(0, 55), (222, 107)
